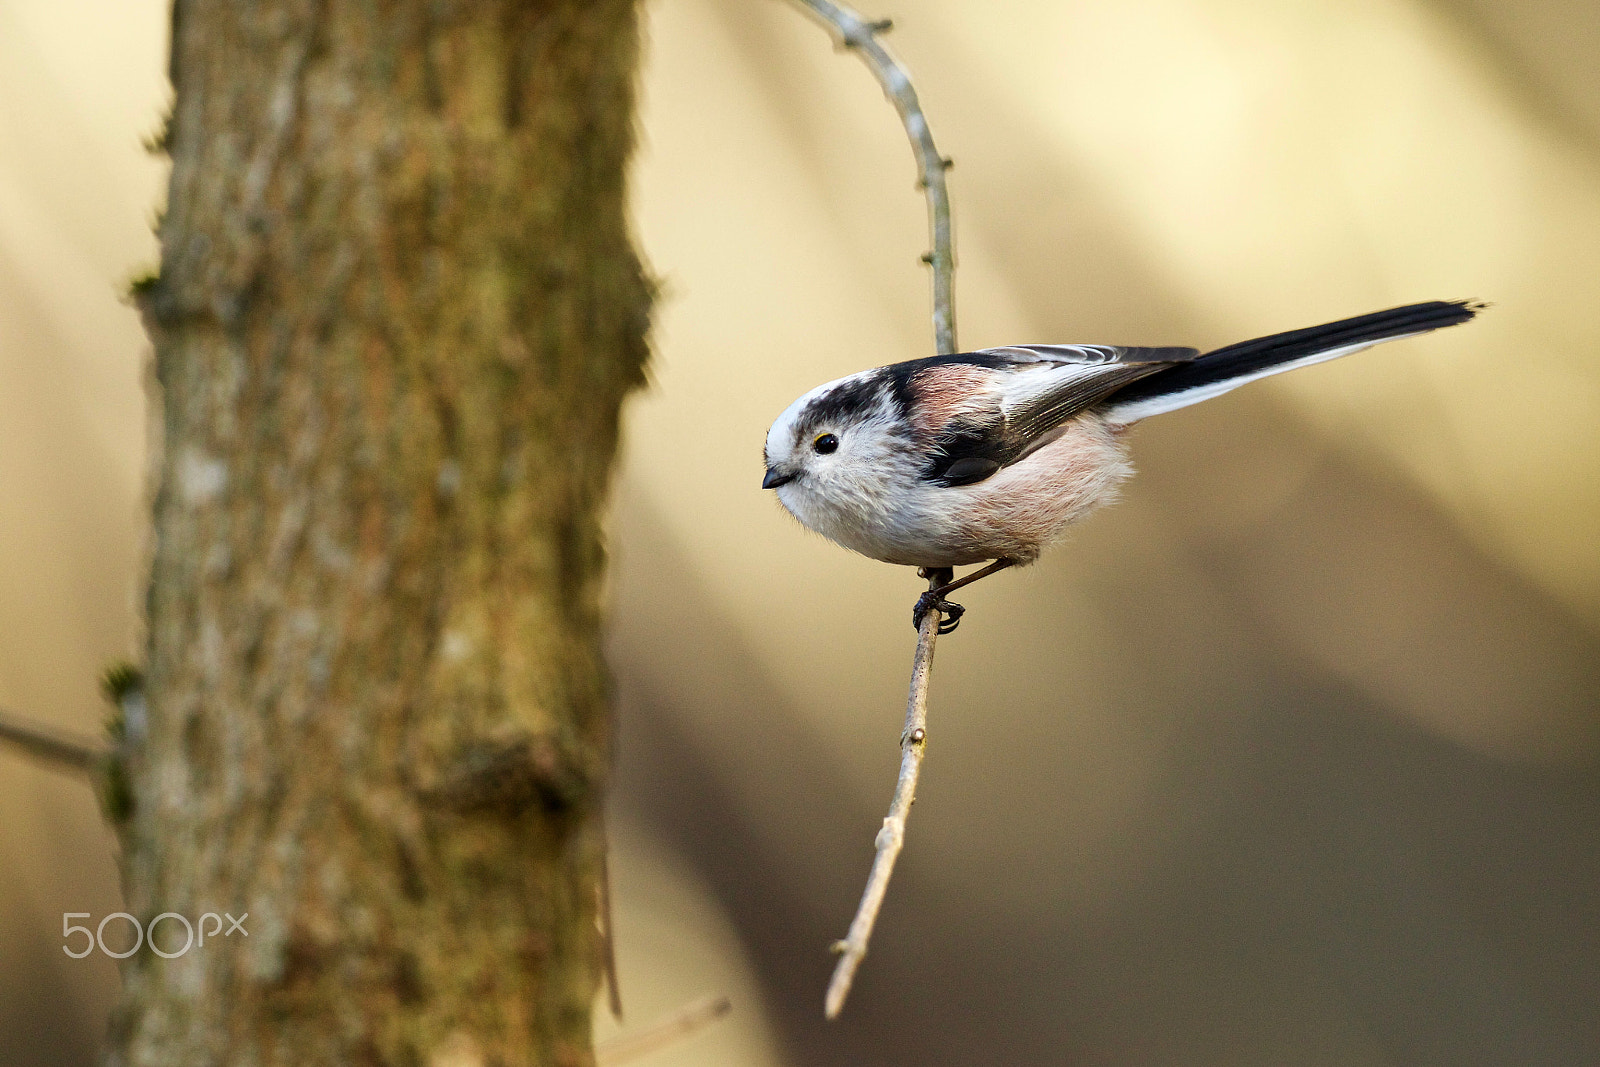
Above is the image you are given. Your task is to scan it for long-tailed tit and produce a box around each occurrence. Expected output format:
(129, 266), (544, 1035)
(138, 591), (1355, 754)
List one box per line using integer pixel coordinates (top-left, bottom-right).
(762, 300), (1481, 630)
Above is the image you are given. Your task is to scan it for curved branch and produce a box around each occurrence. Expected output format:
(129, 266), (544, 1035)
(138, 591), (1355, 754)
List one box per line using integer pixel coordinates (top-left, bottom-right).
(787, 0), (957, 354)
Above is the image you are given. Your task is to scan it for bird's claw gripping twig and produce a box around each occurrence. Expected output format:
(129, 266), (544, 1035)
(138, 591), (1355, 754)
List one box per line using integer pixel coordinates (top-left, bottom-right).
(911, 591), (964, 633)
(909, 559), (1017, 633)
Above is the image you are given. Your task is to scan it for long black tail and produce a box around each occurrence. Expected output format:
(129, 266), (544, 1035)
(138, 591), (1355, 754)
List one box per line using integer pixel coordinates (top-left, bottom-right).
(1103, 300), (1482, 423)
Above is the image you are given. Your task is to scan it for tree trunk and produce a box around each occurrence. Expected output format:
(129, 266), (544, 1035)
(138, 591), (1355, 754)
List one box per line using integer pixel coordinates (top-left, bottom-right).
(113, 1), (649, 1063)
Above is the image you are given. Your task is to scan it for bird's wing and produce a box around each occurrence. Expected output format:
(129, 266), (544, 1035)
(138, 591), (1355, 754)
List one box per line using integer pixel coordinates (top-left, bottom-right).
(992, 345), (1197, 450)
(901, 346), (1197, 486)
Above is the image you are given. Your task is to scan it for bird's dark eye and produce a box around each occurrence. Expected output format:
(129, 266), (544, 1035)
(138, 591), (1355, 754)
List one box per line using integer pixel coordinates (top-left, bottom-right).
(813, 432), (839, 455)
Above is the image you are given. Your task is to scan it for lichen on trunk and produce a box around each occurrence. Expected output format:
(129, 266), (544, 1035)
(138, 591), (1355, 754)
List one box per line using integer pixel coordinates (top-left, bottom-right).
(115, 1), (650, 1063)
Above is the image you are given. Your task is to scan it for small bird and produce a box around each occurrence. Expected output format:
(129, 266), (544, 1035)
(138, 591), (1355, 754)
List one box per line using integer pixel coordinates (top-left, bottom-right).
(762, 300), (1481, 630)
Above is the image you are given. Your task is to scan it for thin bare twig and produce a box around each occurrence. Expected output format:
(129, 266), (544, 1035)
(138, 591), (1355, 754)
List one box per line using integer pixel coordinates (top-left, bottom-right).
(0, 707), (105, 776)
(787, 0), (957, 355)
(824, 573), (943, 1018)
(595, 994), (732, 1066)
(783, 0), (960, 1019)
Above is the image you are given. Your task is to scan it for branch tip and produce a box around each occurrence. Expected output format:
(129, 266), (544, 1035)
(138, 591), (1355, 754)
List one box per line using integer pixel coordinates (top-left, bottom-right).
(822, 572), (945, 1018)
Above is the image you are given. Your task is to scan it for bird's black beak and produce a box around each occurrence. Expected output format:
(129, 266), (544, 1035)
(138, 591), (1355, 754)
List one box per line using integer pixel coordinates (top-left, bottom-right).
(762, 466), (795, 490)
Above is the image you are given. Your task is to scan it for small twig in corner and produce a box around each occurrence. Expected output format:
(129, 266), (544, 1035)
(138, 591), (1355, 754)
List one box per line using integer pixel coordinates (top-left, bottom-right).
(597, 812), (624, 1020)
(595, 994), (732, 1066)
(0, 706), (106, 776)
(783, 0), (961, 1019)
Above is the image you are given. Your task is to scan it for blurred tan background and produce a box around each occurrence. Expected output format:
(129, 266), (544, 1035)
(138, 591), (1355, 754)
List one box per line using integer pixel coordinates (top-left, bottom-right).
(3, 0), (1598, 1063)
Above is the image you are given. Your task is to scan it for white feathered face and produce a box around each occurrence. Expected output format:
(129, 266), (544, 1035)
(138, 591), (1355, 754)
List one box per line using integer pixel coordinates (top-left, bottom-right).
(762, 373), (916, 528)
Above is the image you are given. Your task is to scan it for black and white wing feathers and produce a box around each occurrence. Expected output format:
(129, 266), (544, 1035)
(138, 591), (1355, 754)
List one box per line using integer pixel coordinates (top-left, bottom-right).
(892, 344), (1198, 487)
(992, 345), (1197, 455)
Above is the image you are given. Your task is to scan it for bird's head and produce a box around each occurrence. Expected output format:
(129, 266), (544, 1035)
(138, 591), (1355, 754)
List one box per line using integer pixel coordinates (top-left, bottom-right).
(762, 370), (912, 517)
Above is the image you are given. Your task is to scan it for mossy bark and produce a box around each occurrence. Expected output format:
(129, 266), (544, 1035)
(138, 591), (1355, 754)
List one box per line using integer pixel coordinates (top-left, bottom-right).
(114, 1), (649, 1063)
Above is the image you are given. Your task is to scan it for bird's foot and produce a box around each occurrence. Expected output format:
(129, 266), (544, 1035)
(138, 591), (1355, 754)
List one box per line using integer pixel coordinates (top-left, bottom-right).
(911, 590), (965, 634)
(909, 560), (1017, 634)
